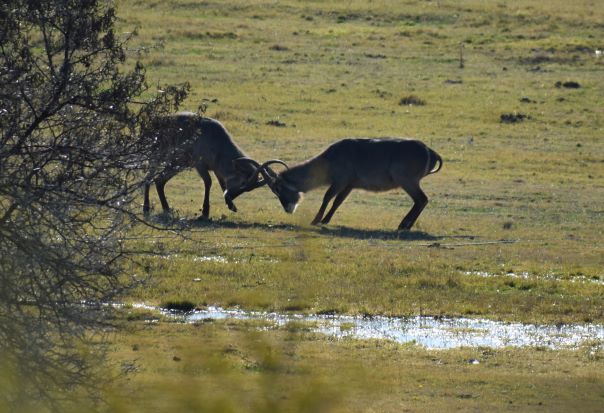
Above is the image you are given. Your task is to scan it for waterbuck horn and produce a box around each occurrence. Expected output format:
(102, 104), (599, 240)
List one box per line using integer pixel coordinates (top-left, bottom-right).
(233, 157), (277, 190)
(261, 159), (289, 179)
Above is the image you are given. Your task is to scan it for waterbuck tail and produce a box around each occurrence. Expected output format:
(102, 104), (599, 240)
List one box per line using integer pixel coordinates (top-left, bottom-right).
(427, 149), (443, 174)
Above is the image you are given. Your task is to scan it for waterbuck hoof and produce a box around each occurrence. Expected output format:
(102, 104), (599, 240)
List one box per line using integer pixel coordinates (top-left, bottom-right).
(227, 203), (237, 213)
(159, 209), (172, 217)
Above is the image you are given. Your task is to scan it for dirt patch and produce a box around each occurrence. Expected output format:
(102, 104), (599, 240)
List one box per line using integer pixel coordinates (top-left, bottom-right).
(266, 119), (287, 127)
(269, 44), (289, 51)
(500, 112), (530, 123)
(162, 300), (196, 313)
(399, 95), (426, 106)
(169, 30), (237, 40)
(555, 81), (581, 89)
(365, 53), (386, 59)
(519, 48), (581, 65)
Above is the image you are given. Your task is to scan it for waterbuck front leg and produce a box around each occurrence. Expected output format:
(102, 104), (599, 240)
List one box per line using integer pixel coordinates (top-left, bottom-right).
(321, 186), (352, 225)
(143, 164), (157, 215)
(217, 176), (237, 212)
(195, 163), (212, 219)
(398, 182), (428, 231)
(312, 184), (344, 225)
(223, 179), (269, 212)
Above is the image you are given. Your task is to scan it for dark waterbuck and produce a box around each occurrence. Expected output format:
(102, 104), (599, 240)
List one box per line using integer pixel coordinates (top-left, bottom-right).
(228, 138), (442, 230)
(142, 112), (263, 219)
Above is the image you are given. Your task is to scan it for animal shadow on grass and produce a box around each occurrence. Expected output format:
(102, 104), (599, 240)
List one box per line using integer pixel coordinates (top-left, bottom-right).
(318, 225), (440, 241)
(188, 216), (306, 232)
(188, 217), (442, 241)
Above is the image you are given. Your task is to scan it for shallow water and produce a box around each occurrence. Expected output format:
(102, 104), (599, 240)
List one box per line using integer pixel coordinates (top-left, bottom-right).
(191, 255), (228, 263)
(183, 306), (604, 350)
(151, 253), (229, 263)
(463, 270), (604, 286)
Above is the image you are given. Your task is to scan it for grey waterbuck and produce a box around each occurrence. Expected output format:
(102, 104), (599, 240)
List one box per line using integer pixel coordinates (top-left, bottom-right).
(142, 112), (263, 219)
(227, 138), (442, 230)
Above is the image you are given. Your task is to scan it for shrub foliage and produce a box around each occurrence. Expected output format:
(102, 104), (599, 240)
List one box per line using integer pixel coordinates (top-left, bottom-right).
(0, 0), (188, 408)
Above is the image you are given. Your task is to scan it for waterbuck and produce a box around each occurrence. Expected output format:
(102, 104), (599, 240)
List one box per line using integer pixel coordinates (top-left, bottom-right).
(227, 138), (442, 230)
(142, 112), (262, 219)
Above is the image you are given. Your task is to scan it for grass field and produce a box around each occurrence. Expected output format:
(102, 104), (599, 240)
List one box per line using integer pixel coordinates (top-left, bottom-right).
(100, 0), (604, 411)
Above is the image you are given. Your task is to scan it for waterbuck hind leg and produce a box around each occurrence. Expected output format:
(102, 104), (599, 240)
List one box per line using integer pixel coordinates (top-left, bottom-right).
(155, 168), (180, 214)
(155, 179), (171, 212)
(195, 163), (212, 219)
(398, 184), (428, 231)
(143, 182), (152, 215)
(321, 186), (352, 225)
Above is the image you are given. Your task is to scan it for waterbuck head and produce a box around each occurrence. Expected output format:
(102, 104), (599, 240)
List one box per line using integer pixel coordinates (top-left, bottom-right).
(227, 160), (262, 195)
(229, 158), (301, 213)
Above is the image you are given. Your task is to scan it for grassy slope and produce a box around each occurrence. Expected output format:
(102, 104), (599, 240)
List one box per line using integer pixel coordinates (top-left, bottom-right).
(107, 0), (604, 411)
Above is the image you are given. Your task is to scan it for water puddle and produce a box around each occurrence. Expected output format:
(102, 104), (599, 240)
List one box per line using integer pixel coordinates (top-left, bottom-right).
(463, 270), (604, 286)
(177, 306), (604, 350)
(150, 253), (229, 263)
(145, 254), (278, 265)
(191, 255), (228, 263)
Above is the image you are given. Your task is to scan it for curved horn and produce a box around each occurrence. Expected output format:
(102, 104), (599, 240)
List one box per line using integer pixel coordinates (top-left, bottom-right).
(261, 159), (289, 179)
(235, 158), (288, 183)
(262, 159), (289, 169)
(234, 157), (262, 169)
(234, 157), (266, 184)
(233, 157), (277, 190)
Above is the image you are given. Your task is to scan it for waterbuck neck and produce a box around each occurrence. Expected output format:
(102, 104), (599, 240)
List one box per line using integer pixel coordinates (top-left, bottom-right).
(280, 156), (330, 193)
(211, 141), (247, 176)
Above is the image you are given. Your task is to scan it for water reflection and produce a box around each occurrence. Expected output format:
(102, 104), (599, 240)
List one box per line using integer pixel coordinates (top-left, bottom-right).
(184, 306), (604, 350)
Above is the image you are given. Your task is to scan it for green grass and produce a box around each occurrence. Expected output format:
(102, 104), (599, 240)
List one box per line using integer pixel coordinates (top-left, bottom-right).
(98, 0), (604, 411)
(106, 320), (604, 413)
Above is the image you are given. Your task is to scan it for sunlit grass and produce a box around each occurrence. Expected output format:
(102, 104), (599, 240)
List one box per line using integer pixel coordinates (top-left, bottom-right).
(106, 320), (604, 413)
(97, 0), (604, 411)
